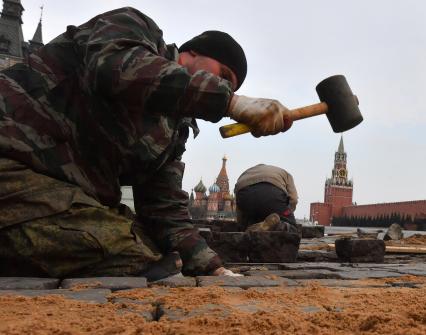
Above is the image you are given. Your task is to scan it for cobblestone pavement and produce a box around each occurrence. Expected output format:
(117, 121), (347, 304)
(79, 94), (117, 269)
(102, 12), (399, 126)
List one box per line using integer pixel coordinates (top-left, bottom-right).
(1, 236), (426, 334)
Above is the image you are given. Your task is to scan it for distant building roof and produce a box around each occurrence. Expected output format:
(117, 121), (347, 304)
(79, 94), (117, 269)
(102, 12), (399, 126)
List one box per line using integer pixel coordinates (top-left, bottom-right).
(29, 19), (43, 45)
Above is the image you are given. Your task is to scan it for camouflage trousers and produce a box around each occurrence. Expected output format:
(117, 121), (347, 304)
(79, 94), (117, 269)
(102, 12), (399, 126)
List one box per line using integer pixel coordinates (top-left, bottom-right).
(0, 158), (162, 278)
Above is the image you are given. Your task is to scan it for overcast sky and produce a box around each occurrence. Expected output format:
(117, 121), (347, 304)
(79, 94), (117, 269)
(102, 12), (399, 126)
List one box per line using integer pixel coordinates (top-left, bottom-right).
(17, 0), (426, 218)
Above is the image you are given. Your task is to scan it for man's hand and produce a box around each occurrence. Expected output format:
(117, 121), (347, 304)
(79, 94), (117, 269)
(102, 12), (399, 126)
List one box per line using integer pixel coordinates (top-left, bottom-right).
(228, 95), (293, 137)
(212, 266), (243, 277)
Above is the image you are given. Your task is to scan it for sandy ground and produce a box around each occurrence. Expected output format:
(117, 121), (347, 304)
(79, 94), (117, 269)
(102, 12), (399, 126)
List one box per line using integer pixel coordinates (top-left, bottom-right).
(1, 276), (425, 335)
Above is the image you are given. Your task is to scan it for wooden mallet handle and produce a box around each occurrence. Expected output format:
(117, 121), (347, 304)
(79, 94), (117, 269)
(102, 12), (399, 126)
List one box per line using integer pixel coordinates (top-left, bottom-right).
(219, 101), (329, 138)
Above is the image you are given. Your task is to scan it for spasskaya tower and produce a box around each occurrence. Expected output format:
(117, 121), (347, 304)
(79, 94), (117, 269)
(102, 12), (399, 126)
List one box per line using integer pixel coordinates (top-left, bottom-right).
(310, 136), (353, 225)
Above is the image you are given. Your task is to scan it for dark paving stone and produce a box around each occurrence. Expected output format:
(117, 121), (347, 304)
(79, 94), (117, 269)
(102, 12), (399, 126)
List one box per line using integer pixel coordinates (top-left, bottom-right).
(117, 308), (155, 321)
(337, 270), (403, 280)
(158, 306), (187, 321)
(347, 263), (406, 269)
(0, 277), (60, 290)
(233, 303), (273, 313)
(208, 232), (249, 263)
(335, 238), (385, 263)
(301, 226), (325, 238)
(296, 223), (303, 238)
(60, 277), (147, 291)
(149, 275), (196, 288)
(392, 264), (426, 277)
(196, 275), (295, 288)
(0, 289), (111, 303)
(357, 228), (379, 239)
(231, 262), (426, 279)
(197, 227), (213, 243)
(279, 262), (348, 271)
(245, 269), (342, 280)
(159, 301), (273, 321)
(384, 254), (425, 263)
(277, 262), (407, 280)
(111, 287), (170, 306)
(297, 250), (338, 262)
(389, 282), (422, 288)
(212, 219), (241, 232)
(111, 297), (156, 321)
(248, 231), (300, 263)
(190, 219), (209, 226)
(159, 303), (231, 321)
(226, 263), (282, 270)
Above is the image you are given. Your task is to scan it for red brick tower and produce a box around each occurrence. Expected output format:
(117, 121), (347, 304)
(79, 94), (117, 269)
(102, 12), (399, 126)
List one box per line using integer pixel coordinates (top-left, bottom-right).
(310, 136), (353, 225)
(215, 155), (230, 209)
(216, 156), (230, 193)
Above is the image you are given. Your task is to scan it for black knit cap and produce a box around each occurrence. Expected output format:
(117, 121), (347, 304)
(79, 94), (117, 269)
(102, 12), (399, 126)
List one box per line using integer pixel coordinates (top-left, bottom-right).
(179, 30), (247, 90)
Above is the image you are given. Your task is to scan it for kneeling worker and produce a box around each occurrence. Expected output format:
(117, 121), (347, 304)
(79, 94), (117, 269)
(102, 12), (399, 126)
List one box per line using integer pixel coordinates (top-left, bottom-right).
(0, 8), (294, 279)
(235, 164), (298, 232)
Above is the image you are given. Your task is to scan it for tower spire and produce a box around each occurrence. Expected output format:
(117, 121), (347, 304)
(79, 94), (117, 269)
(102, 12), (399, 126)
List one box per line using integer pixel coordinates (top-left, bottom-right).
(338, 135), (344, 154)
(29, 4), (44, 51)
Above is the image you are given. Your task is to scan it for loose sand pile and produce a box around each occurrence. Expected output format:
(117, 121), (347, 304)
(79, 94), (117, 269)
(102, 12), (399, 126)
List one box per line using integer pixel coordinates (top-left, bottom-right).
(1, 276), (425, 335)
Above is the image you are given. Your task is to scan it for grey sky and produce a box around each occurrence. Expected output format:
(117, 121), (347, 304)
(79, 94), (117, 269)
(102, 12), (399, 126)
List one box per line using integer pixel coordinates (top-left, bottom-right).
(18, 0), (426, 218)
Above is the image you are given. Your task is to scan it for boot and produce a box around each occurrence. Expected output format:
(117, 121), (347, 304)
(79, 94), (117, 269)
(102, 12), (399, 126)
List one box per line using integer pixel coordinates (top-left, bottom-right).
(245, 213), (281, 232)
(139, 251), (183, 282)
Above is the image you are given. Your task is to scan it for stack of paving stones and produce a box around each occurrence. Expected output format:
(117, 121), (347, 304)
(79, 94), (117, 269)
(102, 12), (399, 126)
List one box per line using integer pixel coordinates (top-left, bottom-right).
(194, 219), (329, 263)
(192, 219), (325, 239)
(300, 225), (325, 238)
(208, 231), (301, 263)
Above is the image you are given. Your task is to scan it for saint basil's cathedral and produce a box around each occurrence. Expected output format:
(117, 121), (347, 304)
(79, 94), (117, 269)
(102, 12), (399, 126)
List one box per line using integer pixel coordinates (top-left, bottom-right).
(189, 156), (236, 220)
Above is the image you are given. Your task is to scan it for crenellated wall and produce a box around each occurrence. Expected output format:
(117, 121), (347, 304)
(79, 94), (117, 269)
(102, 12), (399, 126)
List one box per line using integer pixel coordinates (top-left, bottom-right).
(342, 200), (426, 220)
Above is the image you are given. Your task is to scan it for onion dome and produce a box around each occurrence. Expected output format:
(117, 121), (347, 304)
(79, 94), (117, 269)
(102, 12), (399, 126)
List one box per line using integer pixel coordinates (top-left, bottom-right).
(209, 183), (220, 193)
(194, 179), (207, 193)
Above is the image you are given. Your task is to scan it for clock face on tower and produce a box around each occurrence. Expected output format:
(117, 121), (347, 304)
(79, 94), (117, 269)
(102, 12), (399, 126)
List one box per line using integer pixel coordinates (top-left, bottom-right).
(338, 169), (347, 178)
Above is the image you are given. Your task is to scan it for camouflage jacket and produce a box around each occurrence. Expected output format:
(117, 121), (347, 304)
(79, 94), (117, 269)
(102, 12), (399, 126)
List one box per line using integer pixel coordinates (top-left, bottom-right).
(0, 7), (233, 274)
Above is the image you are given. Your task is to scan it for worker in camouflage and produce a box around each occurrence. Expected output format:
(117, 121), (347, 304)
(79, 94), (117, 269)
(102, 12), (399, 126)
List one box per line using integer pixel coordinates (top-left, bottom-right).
(0, 7), (293, 279)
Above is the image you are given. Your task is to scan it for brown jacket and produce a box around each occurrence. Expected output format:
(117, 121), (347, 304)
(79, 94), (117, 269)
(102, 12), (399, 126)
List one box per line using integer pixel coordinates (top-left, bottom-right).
(234, 164), (298, 211)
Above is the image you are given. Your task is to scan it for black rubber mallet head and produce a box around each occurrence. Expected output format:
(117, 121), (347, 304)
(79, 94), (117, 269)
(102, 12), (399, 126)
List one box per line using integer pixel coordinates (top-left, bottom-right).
(220, 74), (363, 138)
(316, 75), (362, 133)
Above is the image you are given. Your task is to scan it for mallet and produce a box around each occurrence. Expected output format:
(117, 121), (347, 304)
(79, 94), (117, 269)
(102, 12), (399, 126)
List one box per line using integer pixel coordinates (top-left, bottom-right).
(219, 75), (363, 138)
